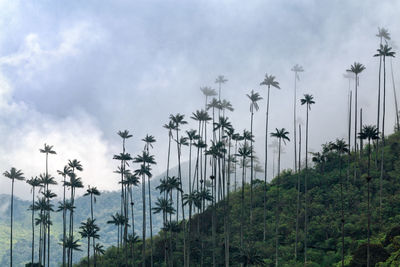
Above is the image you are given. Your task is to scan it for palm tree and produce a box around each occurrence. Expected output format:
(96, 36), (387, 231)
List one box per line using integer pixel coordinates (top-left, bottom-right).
(375, 28), (391, 144)
(26, 177), (41, 266)
(83, 186), (100, 266)
(374, 44), (395, 221)
(182, 191), (201, 266)
(215, 75), (228, 104)
(63, 236), (82, 263)
(134, 151), (156, 267)
(169, 113), (188, 266)
(3, 168), (25, 267)
(34, 197), (51, 267)
(39, 143), (56, 267)
(347, 62), (366, 181)
(246, 90), (263, 223)
(65, 161), (83, 267)
(291, 64), (304, 173)
(107, 213), (123, 250)
(206, 140), (226, 267)
(270, 128), (290, 266)
(260, 73), (281, 241)
(94, 243), (105, 264)
(122, 173), (140, 265)
(300, 93), (315, 265)
(330, 139), (349, 266)
(358, 125), (379, 267)
(142, 134), (156, 267)
(236, 142), (251, 255)
(57, 165), (72, 267)
(79, 218), (100, 267)
(153, 196), (175, 266)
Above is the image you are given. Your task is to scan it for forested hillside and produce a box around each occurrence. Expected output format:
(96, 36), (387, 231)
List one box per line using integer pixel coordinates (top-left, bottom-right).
(76, 131), (400, 266)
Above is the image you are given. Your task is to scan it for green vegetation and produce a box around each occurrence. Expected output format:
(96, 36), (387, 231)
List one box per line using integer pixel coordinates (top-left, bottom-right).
(75, 131), (400, 266)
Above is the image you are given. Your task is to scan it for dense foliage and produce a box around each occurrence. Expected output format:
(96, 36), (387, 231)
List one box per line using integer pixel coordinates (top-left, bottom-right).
(74, 131), (400, 266)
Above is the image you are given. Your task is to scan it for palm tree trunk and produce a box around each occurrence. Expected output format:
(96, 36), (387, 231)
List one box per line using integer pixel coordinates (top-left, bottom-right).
(264, 85), (271, 241)
(304, 104), (309, 265)
(380, 55), (387, 222)
(129, 185), (135, 267)
(294, 72), (298, 172)
(295, 124), (301, 261)
(142, 173), (146, 267)
(63, 179), (66, 267)
(10, 179), (14, 267)
(250, 110), (254, 224)
(31, 186), (35, 266)
(225, 137), (232, 267)
(354, 74), (359, 182)
(376, 37), (383, 164)
(340, 156), (344, 267)
(87, 238), (90, 267)
(148, 175), (154, 267)
(240, 155), (245, 262)
(348, 91), (352, 185)
(275, 138), (281, 267)
(367, 138), (371, 267)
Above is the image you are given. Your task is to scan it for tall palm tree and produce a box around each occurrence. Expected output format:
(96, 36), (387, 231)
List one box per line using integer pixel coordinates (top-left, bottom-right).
(84, 186), (101, 266)
(260, 73), (281, 241)
(156, 176), (181, 266)
(142, 134), (156, 267)
(215, 75), (228, 104)
(270, 128), (290, 267)
(63, 236), (82, 263)
(358, 125), (379, 267)
(38, 173), (57, 267)
(65, 161), (83, 267)
(182, 191), (201, 266)
(374, 44), (395, 221)
(246, 90), (263, 223)
(26, 176), (41, 266)
(153, 197), (176, 265)
(79, 218), (100, 267)
(375, 28), (391, 144)
(3, 168), (25, 267)
(107, 213), (123, 250)
(169, 113), (188, 266)
(330, 139), (349, 266)
(300, 93), (315, 265)
(94, 243), (105, 264)
(122, 173), (140, 265)
(291, 64), (304, 173)
(347, 62), (366, 181)
(134, 151), (156, 267)
(113, 151), (133, 260)
(205, 140), (225, 267)
(57, 165), (72, 267)
(39, 143), (56, 267)
(236, 142), (251, 256)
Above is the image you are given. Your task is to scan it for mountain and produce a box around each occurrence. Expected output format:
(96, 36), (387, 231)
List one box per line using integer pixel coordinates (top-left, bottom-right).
(74, 131), (400, 266)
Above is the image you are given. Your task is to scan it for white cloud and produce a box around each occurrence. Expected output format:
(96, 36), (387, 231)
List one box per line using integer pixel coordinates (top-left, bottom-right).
(0, 23), (115, 200)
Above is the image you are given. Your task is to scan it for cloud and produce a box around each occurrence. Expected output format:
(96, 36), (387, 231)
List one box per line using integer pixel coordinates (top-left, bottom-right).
(0, 22), (116, 200)
(1, 0), (400, 200)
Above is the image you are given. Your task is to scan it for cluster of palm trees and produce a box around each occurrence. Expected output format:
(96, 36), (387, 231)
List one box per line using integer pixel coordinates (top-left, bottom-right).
(2, 27), (398, 267)
(3, 144), (106, 267)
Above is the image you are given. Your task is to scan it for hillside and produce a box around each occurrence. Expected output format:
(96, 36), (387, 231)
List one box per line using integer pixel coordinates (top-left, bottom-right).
(76, 131), (400, 266)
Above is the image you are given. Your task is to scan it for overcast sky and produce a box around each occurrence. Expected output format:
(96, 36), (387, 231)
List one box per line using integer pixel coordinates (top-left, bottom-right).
(1, 0), (399, 199)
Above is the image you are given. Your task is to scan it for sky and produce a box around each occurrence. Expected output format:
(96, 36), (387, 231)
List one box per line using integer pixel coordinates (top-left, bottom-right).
(0, 0), (399, 199)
